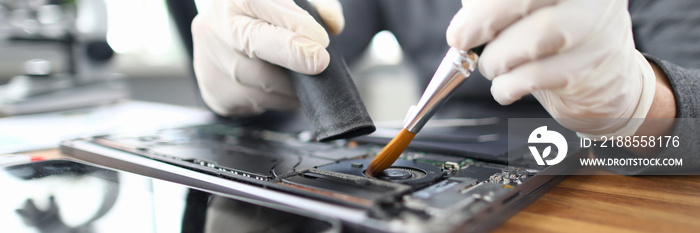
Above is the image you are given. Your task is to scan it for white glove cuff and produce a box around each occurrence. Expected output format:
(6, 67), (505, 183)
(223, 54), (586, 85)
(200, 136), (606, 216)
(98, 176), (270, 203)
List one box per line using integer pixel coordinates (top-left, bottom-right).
(578, 51), (657, 139)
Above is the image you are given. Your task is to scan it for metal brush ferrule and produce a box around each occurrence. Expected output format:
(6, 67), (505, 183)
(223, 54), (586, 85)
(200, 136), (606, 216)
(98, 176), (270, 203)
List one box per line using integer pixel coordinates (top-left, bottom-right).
(403, 48), (479, 133)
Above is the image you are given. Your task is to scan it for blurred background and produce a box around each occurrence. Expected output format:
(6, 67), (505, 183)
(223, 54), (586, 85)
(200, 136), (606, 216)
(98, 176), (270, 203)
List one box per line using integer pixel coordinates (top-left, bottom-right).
(0, 0), (419, 121)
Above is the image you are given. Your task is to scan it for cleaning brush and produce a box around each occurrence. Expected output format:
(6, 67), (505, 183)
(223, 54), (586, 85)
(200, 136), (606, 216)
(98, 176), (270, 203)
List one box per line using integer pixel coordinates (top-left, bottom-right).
(366, 46), (484, 177)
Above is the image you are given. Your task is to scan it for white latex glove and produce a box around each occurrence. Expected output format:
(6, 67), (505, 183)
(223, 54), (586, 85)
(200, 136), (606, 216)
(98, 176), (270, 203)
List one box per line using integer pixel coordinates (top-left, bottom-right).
(447, 0), (656, 138)
(191, 0), (345, 116)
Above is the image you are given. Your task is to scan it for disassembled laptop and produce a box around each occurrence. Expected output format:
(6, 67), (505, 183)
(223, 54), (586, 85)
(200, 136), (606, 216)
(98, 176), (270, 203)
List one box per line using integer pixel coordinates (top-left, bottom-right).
(62, 121), (580, 232)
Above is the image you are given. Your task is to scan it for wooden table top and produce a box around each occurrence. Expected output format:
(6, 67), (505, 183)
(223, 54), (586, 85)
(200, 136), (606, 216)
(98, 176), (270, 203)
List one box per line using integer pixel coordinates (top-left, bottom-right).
(26, 149), (700, 232)
(495, 173), (700, 233)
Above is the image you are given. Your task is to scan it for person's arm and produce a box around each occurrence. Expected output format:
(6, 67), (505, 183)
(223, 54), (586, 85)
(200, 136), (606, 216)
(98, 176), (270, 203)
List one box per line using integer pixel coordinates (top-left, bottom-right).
(629, 60), (676, 157)
(646, 61), (677, 120)
(624, 0), (700, 160)
(446, 1), (655, 138)
(444, 0), (700, 173)
(595, 55), (700, 174)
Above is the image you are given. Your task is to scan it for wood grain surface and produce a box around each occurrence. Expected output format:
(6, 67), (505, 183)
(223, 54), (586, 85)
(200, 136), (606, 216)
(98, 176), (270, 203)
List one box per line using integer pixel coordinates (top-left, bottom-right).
(495, 173), (700, 233)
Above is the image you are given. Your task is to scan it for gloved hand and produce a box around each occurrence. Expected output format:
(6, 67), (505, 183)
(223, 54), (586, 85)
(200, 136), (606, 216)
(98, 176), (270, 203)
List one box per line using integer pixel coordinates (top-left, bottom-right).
(446, 0), (656, 138)
(191, 0), (345, 116)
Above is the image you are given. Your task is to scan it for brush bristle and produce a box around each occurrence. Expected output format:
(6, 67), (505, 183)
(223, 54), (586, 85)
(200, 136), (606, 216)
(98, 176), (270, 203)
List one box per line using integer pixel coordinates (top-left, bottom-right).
(366, 129), (417, 176)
